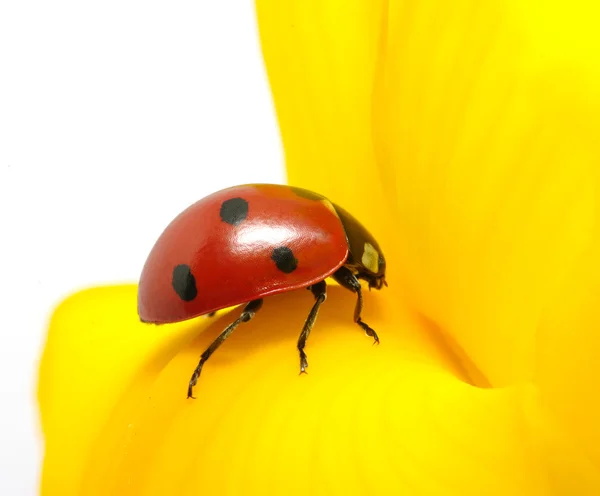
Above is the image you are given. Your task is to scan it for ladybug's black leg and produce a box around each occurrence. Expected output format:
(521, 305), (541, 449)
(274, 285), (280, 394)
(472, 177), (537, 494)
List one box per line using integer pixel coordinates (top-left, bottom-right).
(297, 280), (327, 374)
(187, 299), (263, 399)
(332, 266), (379, 344)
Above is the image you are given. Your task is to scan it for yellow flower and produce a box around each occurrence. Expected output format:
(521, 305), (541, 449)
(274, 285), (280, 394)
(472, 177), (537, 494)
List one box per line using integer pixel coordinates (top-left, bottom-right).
(38, 1), (600, 494)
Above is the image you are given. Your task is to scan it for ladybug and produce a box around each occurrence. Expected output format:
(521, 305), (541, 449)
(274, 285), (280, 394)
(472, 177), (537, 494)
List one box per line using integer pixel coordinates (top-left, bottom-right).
(137, 184), (387, 398)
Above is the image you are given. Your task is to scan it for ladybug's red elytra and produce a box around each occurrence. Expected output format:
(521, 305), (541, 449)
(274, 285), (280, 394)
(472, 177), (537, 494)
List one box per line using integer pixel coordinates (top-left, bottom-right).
(137, 184), (387, 398)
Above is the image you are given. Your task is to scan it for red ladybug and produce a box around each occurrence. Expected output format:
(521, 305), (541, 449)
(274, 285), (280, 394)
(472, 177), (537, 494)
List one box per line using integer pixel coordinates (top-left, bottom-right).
(138, 184), (387, 398)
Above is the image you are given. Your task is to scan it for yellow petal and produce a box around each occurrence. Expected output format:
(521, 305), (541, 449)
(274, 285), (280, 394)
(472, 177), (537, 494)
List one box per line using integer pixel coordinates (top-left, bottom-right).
(535, 219), (600, 472)
(372, 0), (600, 387)
(37, 285), (203, 494)
(256, 0), (600, 476)
(255, 0), (392, 246)
(38, 285), (600, 494)
(370, 2), (600, 470)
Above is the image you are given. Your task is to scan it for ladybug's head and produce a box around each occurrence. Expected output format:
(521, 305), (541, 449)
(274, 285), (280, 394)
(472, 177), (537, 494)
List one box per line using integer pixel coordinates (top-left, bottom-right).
(357, 251), (387, 291)
(333, 203), (387, 291)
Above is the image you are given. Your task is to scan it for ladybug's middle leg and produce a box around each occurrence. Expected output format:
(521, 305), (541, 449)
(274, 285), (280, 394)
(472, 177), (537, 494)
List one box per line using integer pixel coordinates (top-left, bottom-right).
(332, 266), (380, 344)
(297, 280), (327, 374)
(187, 299), (263, 399)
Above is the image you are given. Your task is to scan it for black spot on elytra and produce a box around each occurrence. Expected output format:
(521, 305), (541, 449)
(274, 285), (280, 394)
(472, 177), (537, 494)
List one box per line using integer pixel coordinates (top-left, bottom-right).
(290, 186), (325, 202)
(271, 246), (298, 273)
(220, 197), (248, 226)
(172, 264), (197, 301)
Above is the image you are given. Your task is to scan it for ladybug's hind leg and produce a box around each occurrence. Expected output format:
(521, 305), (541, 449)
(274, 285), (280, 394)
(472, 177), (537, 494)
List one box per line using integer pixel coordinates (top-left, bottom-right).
(297, 280), (327, 374)
(332, 266), (380, 344)
(188, 299), (263, 399)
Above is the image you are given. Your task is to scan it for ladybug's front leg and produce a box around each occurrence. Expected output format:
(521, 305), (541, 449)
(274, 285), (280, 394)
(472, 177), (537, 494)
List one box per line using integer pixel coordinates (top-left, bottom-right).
(297, 280), (327, 374)
(187, 299), (263, 399)
(332, 267), (380, 344)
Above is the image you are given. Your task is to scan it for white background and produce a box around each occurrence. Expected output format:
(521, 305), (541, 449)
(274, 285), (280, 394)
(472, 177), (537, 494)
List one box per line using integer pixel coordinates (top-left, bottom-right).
(0, 2), (284, 494)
